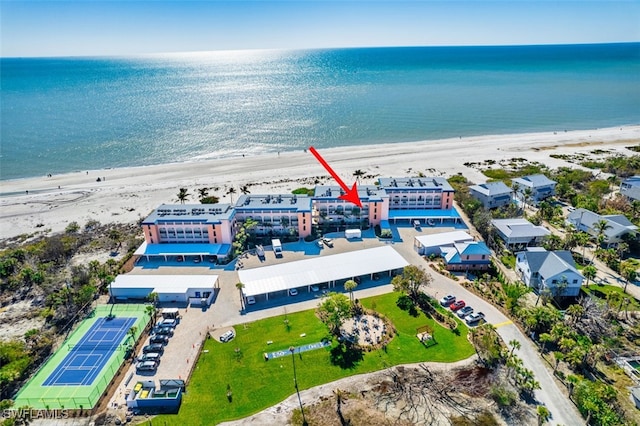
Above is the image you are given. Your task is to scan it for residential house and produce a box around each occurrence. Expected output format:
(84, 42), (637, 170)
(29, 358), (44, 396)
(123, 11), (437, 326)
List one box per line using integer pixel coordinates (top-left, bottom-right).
(491, 218), (551, 249)
(441, 241), (492, 272)
(620, 176), (640, 202)
(511, 174), (556, 206)
(469, 181), (513, 209)
(515, 247), (583, 297)
(567, 208), (638, 247)
(414, 230), (474, 255)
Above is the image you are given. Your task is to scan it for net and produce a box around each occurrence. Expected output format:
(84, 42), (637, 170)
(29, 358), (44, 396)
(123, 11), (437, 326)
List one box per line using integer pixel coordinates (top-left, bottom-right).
(67, 343), (124, 352)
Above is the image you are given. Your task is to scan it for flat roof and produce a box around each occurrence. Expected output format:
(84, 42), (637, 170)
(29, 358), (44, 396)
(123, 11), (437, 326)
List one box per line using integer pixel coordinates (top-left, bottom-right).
(238, 246), (408, 297)
(235, 194), (312, 212)
(378, 177), (454, 192)
(111, 275), (218, 293)
(414, 230), (473, 248)
(314, 185), (386, 202)
(142, 203), (234, 224)
(134, 241), (232, 256)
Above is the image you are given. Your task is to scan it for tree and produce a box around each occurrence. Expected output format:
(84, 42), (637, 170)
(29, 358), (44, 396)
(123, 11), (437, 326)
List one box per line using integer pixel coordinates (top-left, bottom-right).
(176, 187), (190, 204)
(145, 305), (158, 326)
(593, 219), (613, 249)
(200, 195), (220, 204)
(538, 333), (553, 354)
(508, 339), (521, 360)
(565, 304), (585, 326)
(236, 282), (245, 310)
(197, 187), (209, 201)
(344, 279), (358, 303)
(227, 187), (237, 204)
(542, 234), (563, 251)
(146, 292), (159, 308)
(523, 187), (533, 212)
(333, 388), (349, 426)
(537, 405), (550, 425)
(619, 260), (637, 293)
(127, 326), (138, 345)
(352, 169), (365, 184)
(240, 185), (251, 195)
(316, 292), (351, 337)
(574, 231), (591, 263)
(582, 265), (597, 287)
(391, 265), (432, 303)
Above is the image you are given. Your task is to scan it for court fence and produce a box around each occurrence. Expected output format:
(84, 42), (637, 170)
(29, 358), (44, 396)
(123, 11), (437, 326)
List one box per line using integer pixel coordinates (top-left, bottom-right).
(13, 305), (150, 410)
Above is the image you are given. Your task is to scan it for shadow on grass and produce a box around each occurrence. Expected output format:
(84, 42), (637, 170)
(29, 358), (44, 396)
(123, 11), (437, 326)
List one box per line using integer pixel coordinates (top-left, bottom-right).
(329, 343), (364, 369)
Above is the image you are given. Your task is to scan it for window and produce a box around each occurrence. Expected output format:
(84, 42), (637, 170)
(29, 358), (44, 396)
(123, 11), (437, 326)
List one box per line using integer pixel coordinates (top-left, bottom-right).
(195, 291), (201, 298)
(481, 255), (486, 259)
(572, 279), (578, 284)
(552, 279), (557, 284)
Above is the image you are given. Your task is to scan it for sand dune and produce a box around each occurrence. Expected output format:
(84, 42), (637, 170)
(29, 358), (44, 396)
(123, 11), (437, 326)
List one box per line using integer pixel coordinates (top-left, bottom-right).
(1, 125), (638, 240)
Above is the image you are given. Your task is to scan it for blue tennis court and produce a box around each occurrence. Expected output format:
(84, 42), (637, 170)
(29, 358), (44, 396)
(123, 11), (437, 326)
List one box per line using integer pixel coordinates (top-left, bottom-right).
(43, 316), (136, 386)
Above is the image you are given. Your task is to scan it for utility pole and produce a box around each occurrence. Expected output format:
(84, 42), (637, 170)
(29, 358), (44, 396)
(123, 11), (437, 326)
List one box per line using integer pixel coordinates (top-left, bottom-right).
(289, 346), (307, 426)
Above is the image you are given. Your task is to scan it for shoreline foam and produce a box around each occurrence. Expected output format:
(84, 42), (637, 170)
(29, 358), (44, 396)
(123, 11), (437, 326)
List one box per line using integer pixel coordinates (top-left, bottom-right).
(1, 125), (638, 240)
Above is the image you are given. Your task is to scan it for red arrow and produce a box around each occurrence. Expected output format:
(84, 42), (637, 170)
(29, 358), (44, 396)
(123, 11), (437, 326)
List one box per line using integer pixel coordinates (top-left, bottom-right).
(309, 146), (362, 208)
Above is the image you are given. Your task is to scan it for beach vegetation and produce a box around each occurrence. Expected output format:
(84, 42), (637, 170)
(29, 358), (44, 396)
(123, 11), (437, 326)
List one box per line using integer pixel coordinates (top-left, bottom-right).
(176, 187), (190, 204)
(291, 187), (314, 196)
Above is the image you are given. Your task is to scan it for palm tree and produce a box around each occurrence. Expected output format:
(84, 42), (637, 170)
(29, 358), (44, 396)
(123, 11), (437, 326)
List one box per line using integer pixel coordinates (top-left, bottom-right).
(127, 326), (138, 345)
(619, 260), (637, 293)
(511, 181), (521, 211)
(508, 339), (521, 359)
(574, 231), (591, 263)
(197, 187), (209, 201)
(344, 279), (358, 303)
(333, 388), (348, 426)
(582, 265), (597, 287)
(227, 187), (237, 204)
(236, 282), (245, 309)
(145, 305), (158, 326)
(240, 185), (251, 195)
(352, 169), (365, 184)
(177, 187), (190, 204)
(523, 187), (533, 212)
(593, 219), (613, 248)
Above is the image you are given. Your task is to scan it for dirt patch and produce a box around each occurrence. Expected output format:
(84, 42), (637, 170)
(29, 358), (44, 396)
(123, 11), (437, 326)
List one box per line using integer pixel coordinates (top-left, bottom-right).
(0, 300), (45, 341)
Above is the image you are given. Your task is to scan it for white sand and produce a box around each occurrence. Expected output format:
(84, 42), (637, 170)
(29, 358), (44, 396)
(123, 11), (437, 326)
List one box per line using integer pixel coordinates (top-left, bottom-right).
(1, 126), (638, 241)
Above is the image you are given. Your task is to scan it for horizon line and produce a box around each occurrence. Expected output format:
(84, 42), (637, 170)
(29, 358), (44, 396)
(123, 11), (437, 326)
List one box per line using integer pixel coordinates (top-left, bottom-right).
(2, 40), (639, 60)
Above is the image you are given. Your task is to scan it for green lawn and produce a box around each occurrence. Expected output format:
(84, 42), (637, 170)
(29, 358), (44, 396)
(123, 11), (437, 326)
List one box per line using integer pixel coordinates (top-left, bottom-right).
(582, 284), (640, 309)
(151, 292), (474, 425)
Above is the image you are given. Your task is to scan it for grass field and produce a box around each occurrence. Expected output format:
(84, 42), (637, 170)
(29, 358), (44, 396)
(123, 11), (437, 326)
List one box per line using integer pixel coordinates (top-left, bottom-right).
(151, 292), (475, 425)
(582, 284), (640, 309)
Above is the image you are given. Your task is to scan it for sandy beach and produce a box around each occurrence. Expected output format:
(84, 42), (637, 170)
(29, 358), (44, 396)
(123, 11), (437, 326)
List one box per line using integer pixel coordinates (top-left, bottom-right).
(1, 125), (638, 241)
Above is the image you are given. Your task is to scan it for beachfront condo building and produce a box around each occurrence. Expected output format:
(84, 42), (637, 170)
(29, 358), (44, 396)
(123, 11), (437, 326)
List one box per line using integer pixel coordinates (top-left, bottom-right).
(234, 194), (313, 238)
(312, 185), (389, 228)
(141, 204), (237, 245)
(139, 177), (456, 259)
(378, 177), (454, 210)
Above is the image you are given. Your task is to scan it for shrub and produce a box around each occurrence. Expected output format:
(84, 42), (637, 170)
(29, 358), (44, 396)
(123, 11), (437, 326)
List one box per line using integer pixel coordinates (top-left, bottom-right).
(490, 385), (517, 408)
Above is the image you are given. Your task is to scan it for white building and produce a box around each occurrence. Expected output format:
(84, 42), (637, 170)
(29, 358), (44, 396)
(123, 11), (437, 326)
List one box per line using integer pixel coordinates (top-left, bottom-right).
(109, 275), (219, 305)
(413, 230), (474, 256)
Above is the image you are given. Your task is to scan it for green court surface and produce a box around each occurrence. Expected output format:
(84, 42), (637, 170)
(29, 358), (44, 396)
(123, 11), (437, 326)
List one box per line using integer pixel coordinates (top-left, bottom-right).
(13, 304), (151, 410)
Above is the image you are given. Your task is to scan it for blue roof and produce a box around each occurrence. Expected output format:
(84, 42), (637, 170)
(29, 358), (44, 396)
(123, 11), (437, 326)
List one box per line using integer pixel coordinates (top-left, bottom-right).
(137, 243), (232, 256)
(388, 208), (461, 219)
(380, 220), (391, 229)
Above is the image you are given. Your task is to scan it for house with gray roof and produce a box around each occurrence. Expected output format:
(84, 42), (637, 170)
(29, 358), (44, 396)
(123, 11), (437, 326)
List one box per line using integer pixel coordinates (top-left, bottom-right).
(567, 208), (638, 247)
(512, 174), (556, 205)
(491, 218), (551, 249)
(620, 176), (640, 202)
(515, 247), (583, 297)
(469, 181), (513, 209)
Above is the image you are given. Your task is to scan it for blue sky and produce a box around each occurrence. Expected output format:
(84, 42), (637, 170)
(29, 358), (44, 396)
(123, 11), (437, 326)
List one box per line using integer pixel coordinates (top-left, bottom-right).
(1, 1), (639, 57)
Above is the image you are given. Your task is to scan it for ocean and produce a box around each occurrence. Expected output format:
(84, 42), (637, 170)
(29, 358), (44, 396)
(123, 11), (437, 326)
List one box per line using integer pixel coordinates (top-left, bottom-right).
(1, 43), (639, 181)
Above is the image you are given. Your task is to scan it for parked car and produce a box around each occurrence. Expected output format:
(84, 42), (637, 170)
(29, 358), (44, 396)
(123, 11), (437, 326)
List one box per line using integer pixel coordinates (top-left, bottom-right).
(220, 330), (235, 343)
(289, 288), (299, 296)
(149, 334), (169, 344)
(138, 352), (161, 363)
(246, 296), (256, 305)
(310, 285), (320, 292)
(158, 318), (177, 328)
(449, 300), (466, 311)
(440, 295), (456, 306)
(136, 360), (158, 372)
(322, 237), (334, 248)
(465, 312), (485, 325)
(317, 240), (324, 249)
(152, 326), (174, 336)
(457, 306), (474, 318)
(142, 343), (164, 354)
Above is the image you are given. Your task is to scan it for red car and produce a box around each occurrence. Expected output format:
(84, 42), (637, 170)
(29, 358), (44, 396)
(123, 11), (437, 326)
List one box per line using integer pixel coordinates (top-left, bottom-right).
(449, 300), (466, 311)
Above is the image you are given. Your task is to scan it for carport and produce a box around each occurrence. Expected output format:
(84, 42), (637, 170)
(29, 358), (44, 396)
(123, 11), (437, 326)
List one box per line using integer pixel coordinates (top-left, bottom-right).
(238, 246), (409, 301)
(133, 241), (232, 262)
